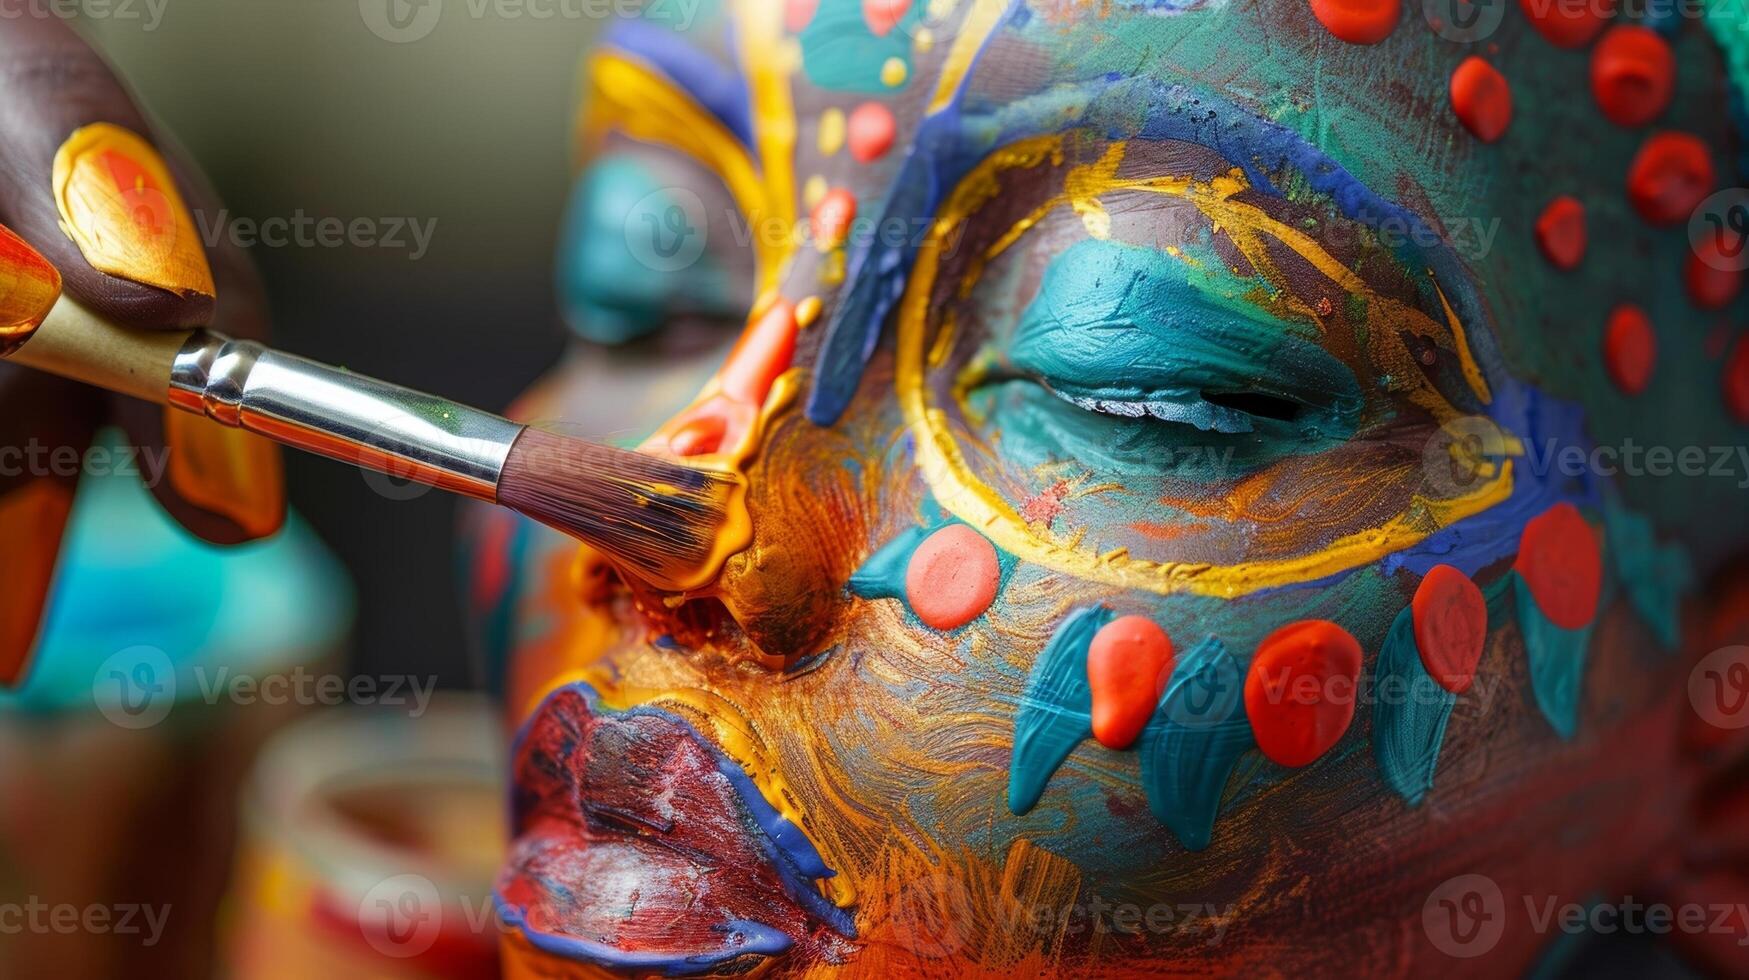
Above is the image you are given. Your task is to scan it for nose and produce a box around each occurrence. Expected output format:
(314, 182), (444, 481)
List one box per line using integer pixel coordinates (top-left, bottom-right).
(635, 293), (854, 665)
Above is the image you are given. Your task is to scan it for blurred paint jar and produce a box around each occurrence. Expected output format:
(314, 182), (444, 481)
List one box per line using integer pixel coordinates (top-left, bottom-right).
(223, 694), (505, 980)
(0, 430), (353, 978)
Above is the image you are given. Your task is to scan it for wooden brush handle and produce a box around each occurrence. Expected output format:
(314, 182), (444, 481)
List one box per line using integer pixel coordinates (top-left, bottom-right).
(9, 294), (190, 404)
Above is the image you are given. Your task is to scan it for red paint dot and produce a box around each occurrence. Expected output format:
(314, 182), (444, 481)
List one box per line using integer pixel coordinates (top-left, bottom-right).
(1726, 337), (1749, 425)
(1591, 26), (1675, 127)
(847, 102), (897, 163)
(1686, 241), (1745, 310)
(1603, 304), (1657, 396)
(1087, 616), (1174, 750)
(904, 525), (999, 630)
(1308, 0), (1400, 44)
(811, 188), (857, 251)
(1243, 620), (1363, 768)
(1450, 56), (1512, 144)
(863, 0), (910, 36)
(1514, 503), (1602, 631)
(1412, 565), (1487, 694)
(785, 0), (819, 32)
(1519, 0), (1613, 48)
(1534, 196), (1587, 270)
(1627, 132), (1715, 226)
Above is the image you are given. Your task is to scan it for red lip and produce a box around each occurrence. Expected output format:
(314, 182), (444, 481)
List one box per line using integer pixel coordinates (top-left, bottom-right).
(496, 684), (857, 973)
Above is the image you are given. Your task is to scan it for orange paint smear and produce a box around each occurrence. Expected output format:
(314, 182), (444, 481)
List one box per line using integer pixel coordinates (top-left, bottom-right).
(0, 225), (62, 354)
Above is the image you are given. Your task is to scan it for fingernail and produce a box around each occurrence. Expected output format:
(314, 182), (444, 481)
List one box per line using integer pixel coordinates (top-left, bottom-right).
(0, 225), (63, 355)
(0, 478), (76, 686)
(164, 409), (284, 539)
(52, 123), (215, 299)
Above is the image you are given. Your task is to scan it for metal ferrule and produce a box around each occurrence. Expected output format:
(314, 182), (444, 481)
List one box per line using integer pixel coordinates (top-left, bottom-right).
(167, 330), (522, 501)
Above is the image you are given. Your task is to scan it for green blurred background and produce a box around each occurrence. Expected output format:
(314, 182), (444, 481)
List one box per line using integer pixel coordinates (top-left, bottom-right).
(87, 1), (603, 684)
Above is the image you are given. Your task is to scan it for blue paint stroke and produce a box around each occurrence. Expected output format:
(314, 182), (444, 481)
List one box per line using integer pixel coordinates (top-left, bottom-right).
(807, 1), (1021, 424)
(1370, 606), (1458, 806)
(601, 18), (753, 148)
(496, 900), (794, 977)
(1008, 605), (1112, 814)
(1137, 635), (1252, 850)
(1512, 574), (1594, 739)
(1383, 386), (1601, 582)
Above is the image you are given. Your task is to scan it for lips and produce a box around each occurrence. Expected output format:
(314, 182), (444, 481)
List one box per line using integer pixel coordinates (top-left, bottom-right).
(496, 683), (857, 974)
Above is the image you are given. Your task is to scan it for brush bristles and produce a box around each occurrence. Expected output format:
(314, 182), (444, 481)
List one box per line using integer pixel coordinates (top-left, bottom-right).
(497, 427), (739, 590)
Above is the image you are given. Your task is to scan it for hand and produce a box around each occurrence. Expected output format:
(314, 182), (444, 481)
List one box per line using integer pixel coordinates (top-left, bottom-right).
(0, 17), (283, 684)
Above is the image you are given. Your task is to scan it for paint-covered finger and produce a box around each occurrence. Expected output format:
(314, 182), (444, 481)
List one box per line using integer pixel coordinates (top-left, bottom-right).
(109, 154), (283, 544)
(0, 361), (102, 686)
(0, 16), (214, 329)
(0, 224), (94, 684)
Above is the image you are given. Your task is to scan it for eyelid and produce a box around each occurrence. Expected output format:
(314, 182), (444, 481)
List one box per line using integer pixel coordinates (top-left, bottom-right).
(1005, 238), (1363, 436)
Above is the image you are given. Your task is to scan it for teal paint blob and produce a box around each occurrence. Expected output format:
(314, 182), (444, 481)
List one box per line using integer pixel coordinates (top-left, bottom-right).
(1514, 573), (1595, 740)
(555, 155), (738, 345)
(846, 525), (931, 600)
(1603, 500), (1691, 649)
(1007, 238), (1362, 442)
(1370, 606), (1458, 807)
(1137, 635), (1252, 851)
(1008, 605), (1113, 815)
(797, 0), (915, 93)
(848, 501), (1017, 629)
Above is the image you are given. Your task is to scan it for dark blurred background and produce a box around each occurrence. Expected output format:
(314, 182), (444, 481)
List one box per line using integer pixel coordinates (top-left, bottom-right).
(89, 1), (601, 686)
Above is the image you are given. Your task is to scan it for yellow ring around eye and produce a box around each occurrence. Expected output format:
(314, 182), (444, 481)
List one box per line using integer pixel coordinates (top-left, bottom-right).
(893, 134), (1516, 598)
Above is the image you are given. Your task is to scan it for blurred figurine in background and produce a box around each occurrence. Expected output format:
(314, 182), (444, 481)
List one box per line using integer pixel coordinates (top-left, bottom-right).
(468, 0), (1749, 975)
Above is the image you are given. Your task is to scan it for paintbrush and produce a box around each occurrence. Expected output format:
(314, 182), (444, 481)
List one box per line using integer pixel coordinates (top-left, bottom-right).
(4, 292), (743, 592)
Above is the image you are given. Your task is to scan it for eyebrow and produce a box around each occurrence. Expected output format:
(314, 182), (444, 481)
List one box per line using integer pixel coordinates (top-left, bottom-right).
(806, 70), (1500, 428)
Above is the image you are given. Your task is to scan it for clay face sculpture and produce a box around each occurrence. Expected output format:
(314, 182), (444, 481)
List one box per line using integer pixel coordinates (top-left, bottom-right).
(468, 1), (1749, 973)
